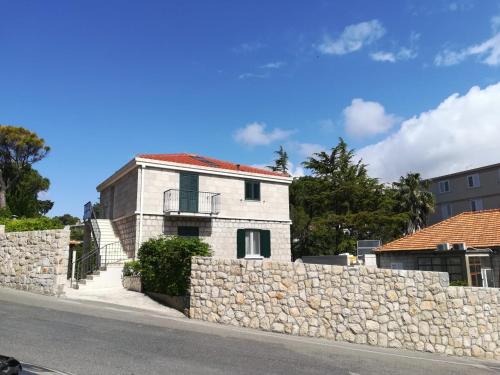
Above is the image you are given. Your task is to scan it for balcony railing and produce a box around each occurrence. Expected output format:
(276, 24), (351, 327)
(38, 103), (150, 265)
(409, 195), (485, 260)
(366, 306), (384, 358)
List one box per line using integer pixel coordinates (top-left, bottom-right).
(164, 189), (221, 215)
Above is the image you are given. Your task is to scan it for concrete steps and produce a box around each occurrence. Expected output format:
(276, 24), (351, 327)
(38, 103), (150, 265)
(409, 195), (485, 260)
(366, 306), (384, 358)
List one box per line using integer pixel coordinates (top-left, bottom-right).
(91, 219), (128, 263)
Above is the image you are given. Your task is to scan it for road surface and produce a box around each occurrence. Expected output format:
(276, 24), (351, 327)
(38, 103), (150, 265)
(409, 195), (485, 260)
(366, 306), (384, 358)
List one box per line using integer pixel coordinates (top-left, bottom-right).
(0, 288), (498, 375)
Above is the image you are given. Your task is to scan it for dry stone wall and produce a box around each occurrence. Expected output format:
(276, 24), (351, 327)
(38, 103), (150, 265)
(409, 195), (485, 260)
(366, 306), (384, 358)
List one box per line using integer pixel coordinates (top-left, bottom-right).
(0, 227), (70, 296)
(190, 257), (500, 360)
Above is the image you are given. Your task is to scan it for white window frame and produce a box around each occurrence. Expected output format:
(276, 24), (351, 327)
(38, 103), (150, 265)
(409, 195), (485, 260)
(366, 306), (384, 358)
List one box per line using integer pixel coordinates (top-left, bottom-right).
(441, 203), (452, 219)
(438, 180), (450, 193)
(245, 230), (262, 258)
(467, 174), (480, 188)
(470, 199), (483, 212)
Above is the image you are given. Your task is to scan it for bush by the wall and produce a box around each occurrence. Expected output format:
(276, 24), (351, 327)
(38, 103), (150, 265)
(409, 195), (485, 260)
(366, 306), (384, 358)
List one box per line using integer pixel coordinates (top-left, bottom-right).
(0, 217), (64, 232)
(123, 260), (141, 277)
(138, 236), (211, 296)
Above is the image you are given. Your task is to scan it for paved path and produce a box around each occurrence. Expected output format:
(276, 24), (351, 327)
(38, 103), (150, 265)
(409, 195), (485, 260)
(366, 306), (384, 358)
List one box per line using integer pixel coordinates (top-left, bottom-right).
(0, 288), (498, 375)
(64, 265), (184, 317)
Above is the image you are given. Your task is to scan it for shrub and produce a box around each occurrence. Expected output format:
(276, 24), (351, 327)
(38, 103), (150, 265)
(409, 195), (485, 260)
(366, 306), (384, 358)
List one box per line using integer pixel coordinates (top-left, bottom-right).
(123, 260), (141, 277)
(138, 236), (211, 296)
(449, 280), (468, 287)
(0, 217), (64, 232)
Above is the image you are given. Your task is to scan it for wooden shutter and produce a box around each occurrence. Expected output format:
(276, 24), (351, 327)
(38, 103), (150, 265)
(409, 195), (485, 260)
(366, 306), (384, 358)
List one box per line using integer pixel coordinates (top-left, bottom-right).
(254, 182), (260, 200)
(237, 229), (246, 258)
(260, 230), (271, 258)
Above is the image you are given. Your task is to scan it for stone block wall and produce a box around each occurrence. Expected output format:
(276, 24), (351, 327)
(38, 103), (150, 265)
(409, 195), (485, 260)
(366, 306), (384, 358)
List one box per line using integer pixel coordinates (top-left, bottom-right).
(0, 227), (70, 296)
(138, 214), (291, 262)
(190, 257), (500, 360)
(113, 214), (137, 258)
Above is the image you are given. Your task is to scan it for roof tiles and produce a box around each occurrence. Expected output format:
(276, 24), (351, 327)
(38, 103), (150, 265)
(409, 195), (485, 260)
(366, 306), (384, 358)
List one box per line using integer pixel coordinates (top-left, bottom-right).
(137, 153), (288, 177)
(376, 209), (500, 252)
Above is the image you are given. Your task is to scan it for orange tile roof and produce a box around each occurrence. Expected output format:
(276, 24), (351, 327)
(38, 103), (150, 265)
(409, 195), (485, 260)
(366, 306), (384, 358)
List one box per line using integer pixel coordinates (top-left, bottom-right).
(137, 153), (288, 177)
(376, 209), (500, 252)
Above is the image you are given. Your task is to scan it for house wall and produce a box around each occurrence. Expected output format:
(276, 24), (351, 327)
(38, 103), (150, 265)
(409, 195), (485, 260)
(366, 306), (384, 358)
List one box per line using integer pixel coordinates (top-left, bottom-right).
(140, 167), (290, 222)
(112, 214), (137, 258)
(138, 214), (291, 262)
(429, 165), (500, 224)
(100, 168), (138, 220)
(190, 257), (500, 360)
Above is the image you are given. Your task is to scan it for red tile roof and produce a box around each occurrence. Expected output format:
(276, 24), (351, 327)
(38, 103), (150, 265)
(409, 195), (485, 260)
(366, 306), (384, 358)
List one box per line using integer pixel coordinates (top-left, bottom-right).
(376, 209), (500, 252)
(137, 153), (289, 177)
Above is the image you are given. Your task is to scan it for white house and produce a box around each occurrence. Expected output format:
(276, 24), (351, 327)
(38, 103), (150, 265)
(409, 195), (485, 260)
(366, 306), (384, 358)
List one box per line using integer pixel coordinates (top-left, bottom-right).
(90, 153), (292, 261)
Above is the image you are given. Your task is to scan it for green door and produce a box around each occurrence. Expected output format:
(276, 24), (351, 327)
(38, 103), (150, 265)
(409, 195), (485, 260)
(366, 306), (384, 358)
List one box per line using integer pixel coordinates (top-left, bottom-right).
(179, 173), (199, 212)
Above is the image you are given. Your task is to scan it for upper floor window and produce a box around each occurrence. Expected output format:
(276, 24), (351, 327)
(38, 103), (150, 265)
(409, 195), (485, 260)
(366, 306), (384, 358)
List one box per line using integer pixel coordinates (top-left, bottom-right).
(467, 174), (480, 188)
(438, 180), (450, 193)
(245, 180), (260, 201)
(441, 203), (452, 219)
(470, 199), (483, 212)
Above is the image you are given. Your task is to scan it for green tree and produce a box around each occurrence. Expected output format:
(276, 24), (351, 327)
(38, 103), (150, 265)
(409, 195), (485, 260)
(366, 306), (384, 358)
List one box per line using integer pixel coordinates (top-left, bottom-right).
(393, 172), (435, 234)
(267, 145), (289, 174)
(0, 126), (50, 209)
(53, 214), (81, 226)
(290, 138), (406, 259)
(7, 167), (54, 217)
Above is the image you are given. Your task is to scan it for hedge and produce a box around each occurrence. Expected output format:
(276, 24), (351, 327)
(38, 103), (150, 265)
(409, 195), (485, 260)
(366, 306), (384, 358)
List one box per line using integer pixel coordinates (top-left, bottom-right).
(122, 260), (141, 277)
(138, 236), (211, 296)
(0, 217), (65, 232)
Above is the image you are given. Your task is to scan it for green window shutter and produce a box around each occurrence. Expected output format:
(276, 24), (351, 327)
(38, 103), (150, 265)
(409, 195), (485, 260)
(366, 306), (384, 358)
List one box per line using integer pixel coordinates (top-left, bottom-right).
(260, 230), (271, 258)
(245, 181), (251, 200)
(237, 229), (246, 258)
(178, 226), (199, 237)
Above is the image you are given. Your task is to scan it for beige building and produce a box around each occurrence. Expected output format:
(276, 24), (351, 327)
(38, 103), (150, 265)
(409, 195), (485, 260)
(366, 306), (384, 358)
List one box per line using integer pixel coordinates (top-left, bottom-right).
(87, 153), (292, 262)
(428, 163), (500, 224)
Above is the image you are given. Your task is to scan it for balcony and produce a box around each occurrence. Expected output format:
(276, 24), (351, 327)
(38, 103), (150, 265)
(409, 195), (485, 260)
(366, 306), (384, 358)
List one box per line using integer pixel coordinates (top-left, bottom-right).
(163, 189), (221, 216)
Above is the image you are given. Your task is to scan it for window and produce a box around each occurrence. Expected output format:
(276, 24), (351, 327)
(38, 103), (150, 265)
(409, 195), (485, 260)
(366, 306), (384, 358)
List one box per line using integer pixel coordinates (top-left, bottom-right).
(237, 229), (270, 258)
(245, 180), (261, 200)
(417, 256), (465, 282)
(178, 226), (199, 237)
(440, 203), (452, 219)
(470, 199), (483, 212)
(438, 180), (450, 193)
(467, 174), (480, 188)
(390, 263), (403, 270)
(245, 230), (260, 256)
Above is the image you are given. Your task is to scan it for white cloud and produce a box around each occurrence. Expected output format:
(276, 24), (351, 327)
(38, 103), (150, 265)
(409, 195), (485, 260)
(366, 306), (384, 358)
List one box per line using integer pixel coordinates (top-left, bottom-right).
(234, 122), (294, 146)
(371, 32), (419, 63)
(343, 98), (400, 138)
(318, 20), (386, 55)
(238, 72), (269, 80)
(492, 15), (500, 33)
(296, 143), (325, 158)
(260, 61), (286, 69)
(357, 82), (500, 182)
(233, 42), (266, 54)
(435, 31), (500, 67)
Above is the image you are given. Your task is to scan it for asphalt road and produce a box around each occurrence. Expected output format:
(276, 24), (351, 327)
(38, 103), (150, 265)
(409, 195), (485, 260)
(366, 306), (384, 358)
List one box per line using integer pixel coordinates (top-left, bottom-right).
(0, 288), (498, 375)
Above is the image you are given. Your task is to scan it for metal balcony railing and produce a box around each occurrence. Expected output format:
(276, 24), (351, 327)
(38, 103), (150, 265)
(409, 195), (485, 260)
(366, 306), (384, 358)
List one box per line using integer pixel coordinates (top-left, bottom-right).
(163, 189), (221, 215)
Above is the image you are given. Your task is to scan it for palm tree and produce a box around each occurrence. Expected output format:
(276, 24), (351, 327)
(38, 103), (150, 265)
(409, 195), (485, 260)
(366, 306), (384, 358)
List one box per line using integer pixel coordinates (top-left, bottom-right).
(393, 173), (435, 234)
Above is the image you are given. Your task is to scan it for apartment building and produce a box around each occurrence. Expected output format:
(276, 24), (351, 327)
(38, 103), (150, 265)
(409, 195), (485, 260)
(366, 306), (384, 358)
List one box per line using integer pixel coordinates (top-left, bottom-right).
(427, 163), (500, 224)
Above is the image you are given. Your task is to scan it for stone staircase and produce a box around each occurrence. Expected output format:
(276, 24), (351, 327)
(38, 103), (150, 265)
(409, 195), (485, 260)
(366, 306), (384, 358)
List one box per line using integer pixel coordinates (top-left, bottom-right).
(92, 219), (129, 263)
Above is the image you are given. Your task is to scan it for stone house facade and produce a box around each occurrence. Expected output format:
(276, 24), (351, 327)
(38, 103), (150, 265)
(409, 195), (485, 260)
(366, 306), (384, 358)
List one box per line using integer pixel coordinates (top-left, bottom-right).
(96, 153), (292, 261)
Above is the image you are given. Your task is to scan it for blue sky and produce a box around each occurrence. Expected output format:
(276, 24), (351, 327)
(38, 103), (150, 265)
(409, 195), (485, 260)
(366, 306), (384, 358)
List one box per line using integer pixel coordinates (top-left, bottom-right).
(1, 0), (500, 217)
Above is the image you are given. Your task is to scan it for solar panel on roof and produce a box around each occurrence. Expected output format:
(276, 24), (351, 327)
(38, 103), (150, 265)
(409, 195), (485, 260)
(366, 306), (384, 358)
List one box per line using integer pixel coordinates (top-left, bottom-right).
(191, 155), (220, 168)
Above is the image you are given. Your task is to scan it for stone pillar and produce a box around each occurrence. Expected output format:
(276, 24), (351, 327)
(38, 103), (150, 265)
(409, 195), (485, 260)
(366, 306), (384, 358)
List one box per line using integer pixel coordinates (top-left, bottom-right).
(0, 225), (5, 235)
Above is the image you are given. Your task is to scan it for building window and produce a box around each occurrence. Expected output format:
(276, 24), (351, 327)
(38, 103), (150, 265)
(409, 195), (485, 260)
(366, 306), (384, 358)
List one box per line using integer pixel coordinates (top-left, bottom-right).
(245, 180), (261, 201)
(470, 199), (483, 212)
(438, 180), (450, 193)
(245, 230), (261, 256)
(417, 256), (464, 282)
(178, 226), (199, 237)
(467, 174), (480, 188)
(237, 229), (271, 258)
(440, 203), (452, 219)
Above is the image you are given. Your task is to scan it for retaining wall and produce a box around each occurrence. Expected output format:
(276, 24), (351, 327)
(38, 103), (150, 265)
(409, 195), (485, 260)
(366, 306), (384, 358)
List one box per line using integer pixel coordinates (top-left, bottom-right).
(0, 226), (70, 296)
(190, 257), (499, 360)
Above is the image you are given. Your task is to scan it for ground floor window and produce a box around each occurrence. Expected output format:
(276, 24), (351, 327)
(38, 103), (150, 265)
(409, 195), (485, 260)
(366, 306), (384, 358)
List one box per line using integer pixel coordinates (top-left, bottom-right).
(417, 256), (465, 282)
(467, 255), (494, 287)
(177, 226), (199, 237)
(237, 229), (271, 258)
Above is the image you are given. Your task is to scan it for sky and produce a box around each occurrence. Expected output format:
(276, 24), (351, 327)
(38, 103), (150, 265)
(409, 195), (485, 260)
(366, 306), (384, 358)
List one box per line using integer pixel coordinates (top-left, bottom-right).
(1, 0), (500, 217)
